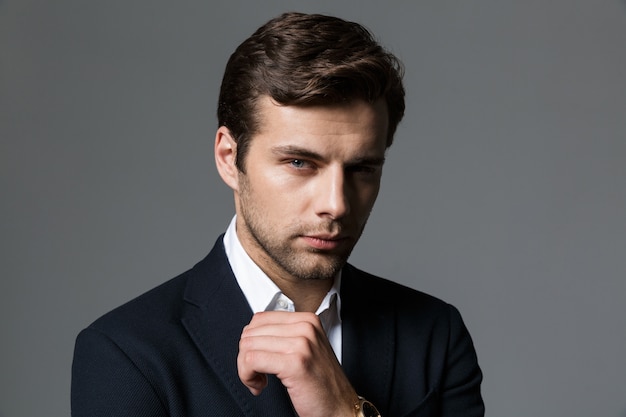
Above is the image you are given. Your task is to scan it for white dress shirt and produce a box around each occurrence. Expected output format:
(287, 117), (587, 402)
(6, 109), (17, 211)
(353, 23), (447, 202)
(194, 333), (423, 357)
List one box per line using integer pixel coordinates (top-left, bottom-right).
(223, 216), (343, 363)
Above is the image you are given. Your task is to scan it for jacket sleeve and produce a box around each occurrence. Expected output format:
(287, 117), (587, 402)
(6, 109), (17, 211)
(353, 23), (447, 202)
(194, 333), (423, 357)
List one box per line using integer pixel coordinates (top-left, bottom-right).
(439, 304), (484, 417)
(71, 327), (169, 417)
(399, 304), (484, 417)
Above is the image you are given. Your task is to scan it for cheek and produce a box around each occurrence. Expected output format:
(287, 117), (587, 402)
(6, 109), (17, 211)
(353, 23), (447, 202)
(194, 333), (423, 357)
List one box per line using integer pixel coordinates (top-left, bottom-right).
(250, 172), (306, 211)
(355, 182), (381, 210)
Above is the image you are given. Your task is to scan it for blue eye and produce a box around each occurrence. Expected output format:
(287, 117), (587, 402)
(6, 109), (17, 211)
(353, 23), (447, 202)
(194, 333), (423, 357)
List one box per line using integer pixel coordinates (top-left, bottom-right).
(290, 159), (306, 169)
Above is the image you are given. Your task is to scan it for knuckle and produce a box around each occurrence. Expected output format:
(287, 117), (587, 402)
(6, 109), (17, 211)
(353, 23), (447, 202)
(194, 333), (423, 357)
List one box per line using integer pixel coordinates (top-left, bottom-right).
(290, 349), (313, 372)
(300, 321), (318, 340)
(243, 349), (259, 365)
(294, 335), (312, 352)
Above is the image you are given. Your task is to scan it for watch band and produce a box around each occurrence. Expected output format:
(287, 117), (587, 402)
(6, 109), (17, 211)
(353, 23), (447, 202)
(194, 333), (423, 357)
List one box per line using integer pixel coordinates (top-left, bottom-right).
(354, 396), (381, 417)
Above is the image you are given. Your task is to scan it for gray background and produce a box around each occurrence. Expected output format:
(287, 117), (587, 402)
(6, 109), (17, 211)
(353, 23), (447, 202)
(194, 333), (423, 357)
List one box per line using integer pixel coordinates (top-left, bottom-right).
(1, 1), (625, 416)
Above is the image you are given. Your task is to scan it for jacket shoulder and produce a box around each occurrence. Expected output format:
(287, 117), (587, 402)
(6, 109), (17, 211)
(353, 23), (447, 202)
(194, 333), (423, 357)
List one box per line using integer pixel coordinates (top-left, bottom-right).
(343, 264), (452, 314)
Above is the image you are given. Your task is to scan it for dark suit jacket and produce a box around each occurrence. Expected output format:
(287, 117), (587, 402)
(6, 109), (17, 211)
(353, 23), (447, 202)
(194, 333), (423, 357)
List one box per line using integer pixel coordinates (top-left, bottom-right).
(71, 237), (484, 417)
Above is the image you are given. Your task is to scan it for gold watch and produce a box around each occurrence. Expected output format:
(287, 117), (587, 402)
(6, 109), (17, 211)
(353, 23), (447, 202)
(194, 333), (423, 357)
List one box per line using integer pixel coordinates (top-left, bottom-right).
(354, 396), (381, 417)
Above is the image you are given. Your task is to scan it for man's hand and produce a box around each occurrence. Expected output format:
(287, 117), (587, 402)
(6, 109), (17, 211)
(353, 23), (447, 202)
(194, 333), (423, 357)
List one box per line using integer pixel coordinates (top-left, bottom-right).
(238, 311), (358, 417)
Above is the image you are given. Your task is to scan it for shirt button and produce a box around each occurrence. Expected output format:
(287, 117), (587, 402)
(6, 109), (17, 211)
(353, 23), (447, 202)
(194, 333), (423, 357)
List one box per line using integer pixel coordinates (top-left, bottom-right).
(277, 300), (288, 309)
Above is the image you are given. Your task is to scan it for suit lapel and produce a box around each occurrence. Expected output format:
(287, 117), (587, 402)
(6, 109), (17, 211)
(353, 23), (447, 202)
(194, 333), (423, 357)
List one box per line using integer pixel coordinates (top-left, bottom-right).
(341, 264), (396, 415)
(181, 237), (297, 417)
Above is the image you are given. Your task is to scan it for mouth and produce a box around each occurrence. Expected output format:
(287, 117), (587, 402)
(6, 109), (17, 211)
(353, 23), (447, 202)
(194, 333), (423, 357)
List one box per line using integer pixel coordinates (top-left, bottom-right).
(300, 234), (349, 251)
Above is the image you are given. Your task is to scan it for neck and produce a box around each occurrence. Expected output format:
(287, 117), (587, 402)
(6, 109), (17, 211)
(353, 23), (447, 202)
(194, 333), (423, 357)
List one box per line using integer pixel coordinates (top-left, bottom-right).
(266, 272), (333, 313)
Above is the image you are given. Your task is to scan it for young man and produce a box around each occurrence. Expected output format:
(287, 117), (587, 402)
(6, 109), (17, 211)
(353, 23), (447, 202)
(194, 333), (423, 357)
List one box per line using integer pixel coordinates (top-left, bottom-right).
(72, 12), (484, 417)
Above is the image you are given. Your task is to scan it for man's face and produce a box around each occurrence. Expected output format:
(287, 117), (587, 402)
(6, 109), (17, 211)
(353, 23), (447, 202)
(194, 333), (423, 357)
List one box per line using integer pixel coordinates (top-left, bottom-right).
(232, 96), (388, 283)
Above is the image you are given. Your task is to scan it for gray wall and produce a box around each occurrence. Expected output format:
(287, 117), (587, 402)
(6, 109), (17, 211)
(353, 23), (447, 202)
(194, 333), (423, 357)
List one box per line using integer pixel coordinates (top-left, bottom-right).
(1, 1), (625, 416)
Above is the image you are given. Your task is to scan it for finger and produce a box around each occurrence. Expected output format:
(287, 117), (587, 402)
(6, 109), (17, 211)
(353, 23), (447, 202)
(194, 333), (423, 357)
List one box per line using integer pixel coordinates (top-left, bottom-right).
(247, 311), (321, 328)
(242, 322), (320, 341)
(238, 348), (296, 380)
(240, 333), (314, 356)
(243, 313), (324, 341)
(239, 369), (268, 396)
(237, 343), (270, 395)
(238, 348), (292, 395)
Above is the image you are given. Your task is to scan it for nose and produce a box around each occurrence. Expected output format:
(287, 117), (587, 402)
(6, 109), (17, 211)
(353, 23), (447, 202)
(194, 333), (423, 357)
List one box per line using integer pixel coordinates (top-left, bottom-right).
(314, 166), (350, 219)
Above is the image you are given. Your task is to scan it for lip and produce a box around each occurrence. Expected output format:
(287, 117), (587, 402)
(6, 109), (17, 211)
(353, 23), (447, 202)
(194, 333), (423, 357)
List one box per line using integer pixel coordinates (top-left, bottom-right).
(301, 234), (348, 250)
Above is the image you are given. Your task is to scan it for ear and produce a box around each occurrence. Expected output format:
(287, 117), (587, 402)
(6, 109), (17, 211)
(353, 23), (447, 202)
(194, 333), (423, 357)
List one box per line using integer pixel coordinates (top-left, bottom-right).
(214, 126), (239, 191)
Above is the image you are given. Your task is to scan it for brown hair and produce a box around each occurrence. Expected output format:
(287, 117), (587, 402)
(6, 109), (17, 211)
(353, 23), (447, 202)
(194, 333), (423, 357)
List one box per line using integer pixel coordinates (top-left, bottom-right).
(217, 12), (405, 171)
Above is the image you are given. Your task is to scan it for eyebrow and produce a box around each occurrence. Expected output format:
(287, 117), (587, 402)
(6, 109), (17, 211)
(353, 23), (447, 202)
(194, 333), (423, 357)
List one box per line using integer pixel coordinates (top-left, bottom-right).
(270, 145), (386, 166)
(271, 145), (322, 161)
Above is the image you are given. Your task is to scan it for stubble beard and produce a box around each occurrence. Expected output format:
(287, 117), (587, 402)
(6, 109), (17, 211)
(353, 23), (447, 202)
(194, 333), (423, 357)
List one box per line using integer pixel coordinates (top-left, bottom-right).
(238, 177), (365, 282)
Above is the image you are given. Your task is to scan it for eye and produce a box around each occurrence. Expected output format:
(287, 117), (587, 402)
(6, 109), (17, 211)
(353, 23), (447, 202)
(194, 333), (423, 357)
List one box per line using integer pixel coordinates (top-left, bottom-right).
(348, 165), (379, 176)
(286, 158), (317, 175)
(352, 166), (376, 173)
(290, 159), (307, 169)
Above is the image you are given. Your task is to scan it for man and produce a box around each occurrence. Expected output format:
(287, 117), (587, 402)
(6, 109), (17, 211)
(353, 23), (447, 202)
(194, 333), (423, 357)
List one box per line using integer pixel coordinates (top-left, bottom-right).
(72, 12), (484, 417)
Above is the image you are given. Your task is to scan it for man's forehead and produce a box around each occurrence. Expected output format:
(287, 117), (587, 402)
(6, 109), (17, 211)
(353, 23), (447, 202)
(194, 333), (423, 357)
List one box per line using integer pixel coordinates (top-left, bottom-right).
(246, 96), (388, 164)
(254, 95), (389, 133)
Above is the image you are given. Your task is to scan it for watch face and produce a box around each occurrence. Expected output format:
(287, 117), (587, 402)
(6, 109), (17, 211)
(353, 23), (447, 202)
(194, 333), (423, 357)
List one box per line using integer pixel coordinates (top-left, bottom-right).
(362, 401), (380, 417)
